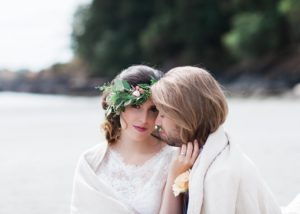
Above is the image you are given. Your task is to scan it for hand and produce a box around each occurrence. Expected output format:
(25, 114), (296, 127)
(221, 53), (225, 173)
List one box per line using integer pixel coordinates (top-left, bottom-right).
(168, 139), (200, 179)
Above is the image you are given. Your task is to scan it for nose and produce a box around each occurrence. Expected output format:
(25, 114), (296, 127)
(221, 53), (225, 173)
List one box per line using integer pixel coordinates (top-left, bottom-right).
(155, 113), (162, 125)
(139, 110), (149, 124)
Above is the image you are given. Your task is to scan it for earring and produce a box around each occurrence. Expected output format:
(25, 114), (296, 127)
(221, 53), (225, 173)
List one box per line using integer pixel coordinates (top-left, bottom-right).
(155, 125), (162, 132)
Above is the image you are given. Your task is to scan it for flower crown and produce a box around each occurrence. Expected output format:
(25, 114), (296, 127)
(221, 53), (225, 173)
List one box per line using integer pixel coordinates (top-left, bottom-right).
(97, 79), (157, 117)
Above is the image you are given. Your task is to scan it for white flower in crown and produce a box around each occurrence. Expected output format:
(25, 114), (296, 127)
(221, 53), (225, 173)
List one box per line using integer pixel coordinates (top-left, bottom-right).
(132, 90), (141, 97)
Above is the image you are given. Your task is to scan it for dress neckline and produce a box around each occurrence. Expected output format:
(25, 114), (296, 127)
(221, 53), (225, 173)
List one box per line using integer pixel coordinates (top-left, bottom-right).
(108, 145), (168, 170)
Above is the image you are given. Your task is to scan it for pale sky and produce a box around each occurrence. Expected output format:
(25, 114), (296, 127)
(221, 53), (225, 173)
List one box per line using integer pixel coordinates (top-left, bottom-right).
(0, 0), (91, 71)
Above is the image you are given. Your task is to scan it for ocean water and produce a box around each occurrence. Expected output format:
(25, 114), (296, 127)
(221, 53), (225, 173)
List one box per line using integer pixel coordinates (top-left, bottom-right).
(0, 92), (299, 213)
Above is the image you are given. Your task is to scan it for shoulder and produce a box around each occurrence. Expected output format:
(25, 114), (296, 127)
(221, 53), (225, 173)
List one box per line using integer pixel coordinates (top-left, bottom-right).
(163, 144), (177, 154)
(77, 142), (108, 169)
(204, 141), (274, 201)
(160, 145), (176, 159)
(204, 145), (240, 186)
(205, 142), (260, 183)
(84, 142), (107, 155)
(152, 145), (176, 170)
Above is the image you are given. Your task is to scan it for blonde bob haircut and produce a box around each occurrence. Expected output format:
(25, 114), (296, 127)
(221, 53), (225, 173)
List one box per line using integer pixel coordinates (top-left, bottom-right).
(151, 66), (228, 146)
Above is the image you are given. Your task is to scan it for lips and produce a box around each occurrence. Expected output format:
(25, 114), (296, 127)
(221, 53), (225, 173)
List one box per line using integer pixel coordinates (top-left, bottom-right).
(133, 125), (147, 132)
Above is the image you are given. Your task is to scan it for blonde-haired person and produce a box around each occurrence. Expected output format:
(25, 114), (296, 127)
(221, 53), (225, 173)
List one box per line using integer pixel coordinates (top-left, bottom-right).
(70, 65), (198, 214)
(152, 66), (282, 214)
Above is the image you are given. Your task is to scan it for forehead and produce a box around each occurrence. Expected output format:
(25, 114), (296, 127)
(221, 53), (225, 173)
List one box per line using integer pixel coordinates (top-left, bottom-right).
(140, 99), (155, 107)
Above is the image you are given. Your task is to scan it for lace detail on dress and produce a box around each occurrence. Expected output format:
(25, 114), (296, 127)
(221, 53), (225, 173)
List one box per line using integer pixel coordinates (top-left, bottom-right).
(96, 146), (174, 214)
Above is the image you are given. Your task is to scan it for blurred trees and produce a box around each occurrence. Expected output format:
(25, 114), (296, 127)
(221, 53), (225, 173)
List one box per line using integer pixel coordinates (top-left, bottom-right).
(278, 0), (300, 43)
(72, 0), (299, 78)
(72, 0), (155, 77)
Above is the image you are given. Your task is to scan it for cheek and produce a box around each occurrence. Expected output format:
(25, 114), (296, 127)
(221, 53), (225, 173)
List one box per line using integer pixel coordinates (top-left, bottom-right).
(120, 116), (128, 129)
(164, 119), (178, 135)
(120, 111), (133, 125)
(147, 114), (157, 126)
(148, 110), (158, 119)
(122, 107), (139, 119)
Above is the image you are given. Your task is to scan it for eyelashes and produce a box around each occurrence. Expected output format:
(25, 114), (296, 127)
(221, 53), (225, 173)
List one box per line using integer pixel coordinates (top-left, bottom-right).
(130, 105), (158, 113)
(131, 104), (141, 109)
(150, 106), (158, 112)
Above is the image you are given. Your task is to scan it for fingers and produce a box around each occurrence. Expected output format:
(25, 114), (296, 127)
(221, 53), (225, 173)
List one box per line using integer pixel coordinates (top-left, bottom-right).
(183, 140), (200, 166)
(191, 139), (200, 163)
(180, 143), (187, 156)
(178, 140), (200, 165)
(170, 140), (200, 177)
(185, 142), (193, 158)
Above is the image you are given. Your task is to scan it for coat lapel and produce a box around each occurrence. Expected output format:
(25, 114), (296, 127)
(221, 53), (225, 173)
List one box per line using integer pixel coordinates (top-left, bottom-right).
(188, 126), (229, 214)
(71, 142), (135, 214)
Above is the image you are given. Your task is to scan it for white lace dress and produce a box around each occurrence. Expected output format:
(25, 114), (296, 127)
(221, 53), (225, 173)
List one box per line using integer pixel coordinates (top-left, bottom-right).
(96, 146), (174, 214)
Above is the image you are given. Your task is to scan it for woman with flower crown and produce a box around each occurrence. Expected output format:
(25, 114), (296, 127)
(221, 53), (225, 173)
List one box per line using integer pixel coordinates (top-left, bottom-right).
(70, 65), (198, 214)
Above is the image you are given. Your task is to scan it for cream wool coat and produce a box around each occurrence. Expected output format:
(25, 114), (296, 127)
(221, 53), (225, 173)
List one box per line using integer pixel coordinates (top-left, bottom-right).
(70, 143), (136, 214)
(187, 126), (282, 214)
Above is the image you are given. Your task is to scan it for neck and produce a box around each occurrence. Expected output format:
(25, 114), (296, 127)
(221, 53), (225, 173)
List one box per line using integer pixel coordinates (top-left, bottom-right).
(113, 132), (161, 155)
(110, 132), (163, 166)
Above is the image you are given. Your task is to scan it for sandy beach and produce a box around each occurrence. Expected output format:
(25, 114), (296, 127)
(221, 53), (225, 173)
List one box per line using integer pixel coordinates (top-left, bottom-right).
(0, 92), (299, 214)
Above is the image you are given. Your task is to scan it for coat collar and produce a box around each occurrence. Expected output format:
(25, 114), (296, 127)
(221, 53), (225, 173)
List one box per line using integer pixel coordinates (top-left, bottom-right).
(188, 125), (229, 214)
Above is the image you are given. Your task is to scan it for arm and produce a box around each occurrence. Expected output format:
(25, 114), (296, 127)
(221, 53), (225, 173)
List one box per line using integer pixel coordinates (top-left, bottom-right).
(159, 140), (200, 214)
(159, 173), (183, 214)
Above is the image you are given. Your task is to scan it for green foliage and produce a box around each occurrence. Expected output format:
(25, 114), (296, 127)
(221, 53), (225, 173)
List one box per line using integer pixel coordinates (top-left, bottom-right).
(278, 0), (300, 42)
(141, 0), (232, 65)
(140, 11), (181, 64)
(223, 12), (282, 59)
(97, 79), (155, 117)
(72, 0), (155, 77)
(72, 0), (297, 77)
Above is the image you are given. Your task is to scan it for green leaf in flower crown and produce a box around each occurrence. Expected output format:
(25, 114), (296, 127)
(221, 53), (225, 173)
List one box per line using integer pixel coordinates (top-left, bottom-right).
(116, 100), (125, 110)
(114, 79), (125, 91)
(106, 106), (112, 116)
(150, 78), (157, 85)
(103, 78), (156, 117)
(109, 93), (117, 103)
(135, 96), (142, 101)
(97, 82), (111, 92)
(138, 83), (148, 88)
(120, 105), (126, 112)
(124, 99), (132, 106)
(122, 80), (131, 90)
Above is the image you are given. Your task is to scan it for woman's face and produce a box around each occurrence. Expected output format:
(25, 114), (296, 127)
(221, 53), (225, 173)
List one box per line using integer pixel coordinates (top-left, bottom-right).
(120, 99), (158, 141)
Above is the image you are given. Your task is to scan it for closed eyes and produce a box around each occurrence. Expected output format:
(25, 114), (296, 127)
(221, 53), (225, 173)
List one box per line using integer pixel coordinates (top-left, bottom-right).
(150, 106), (158, 112)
